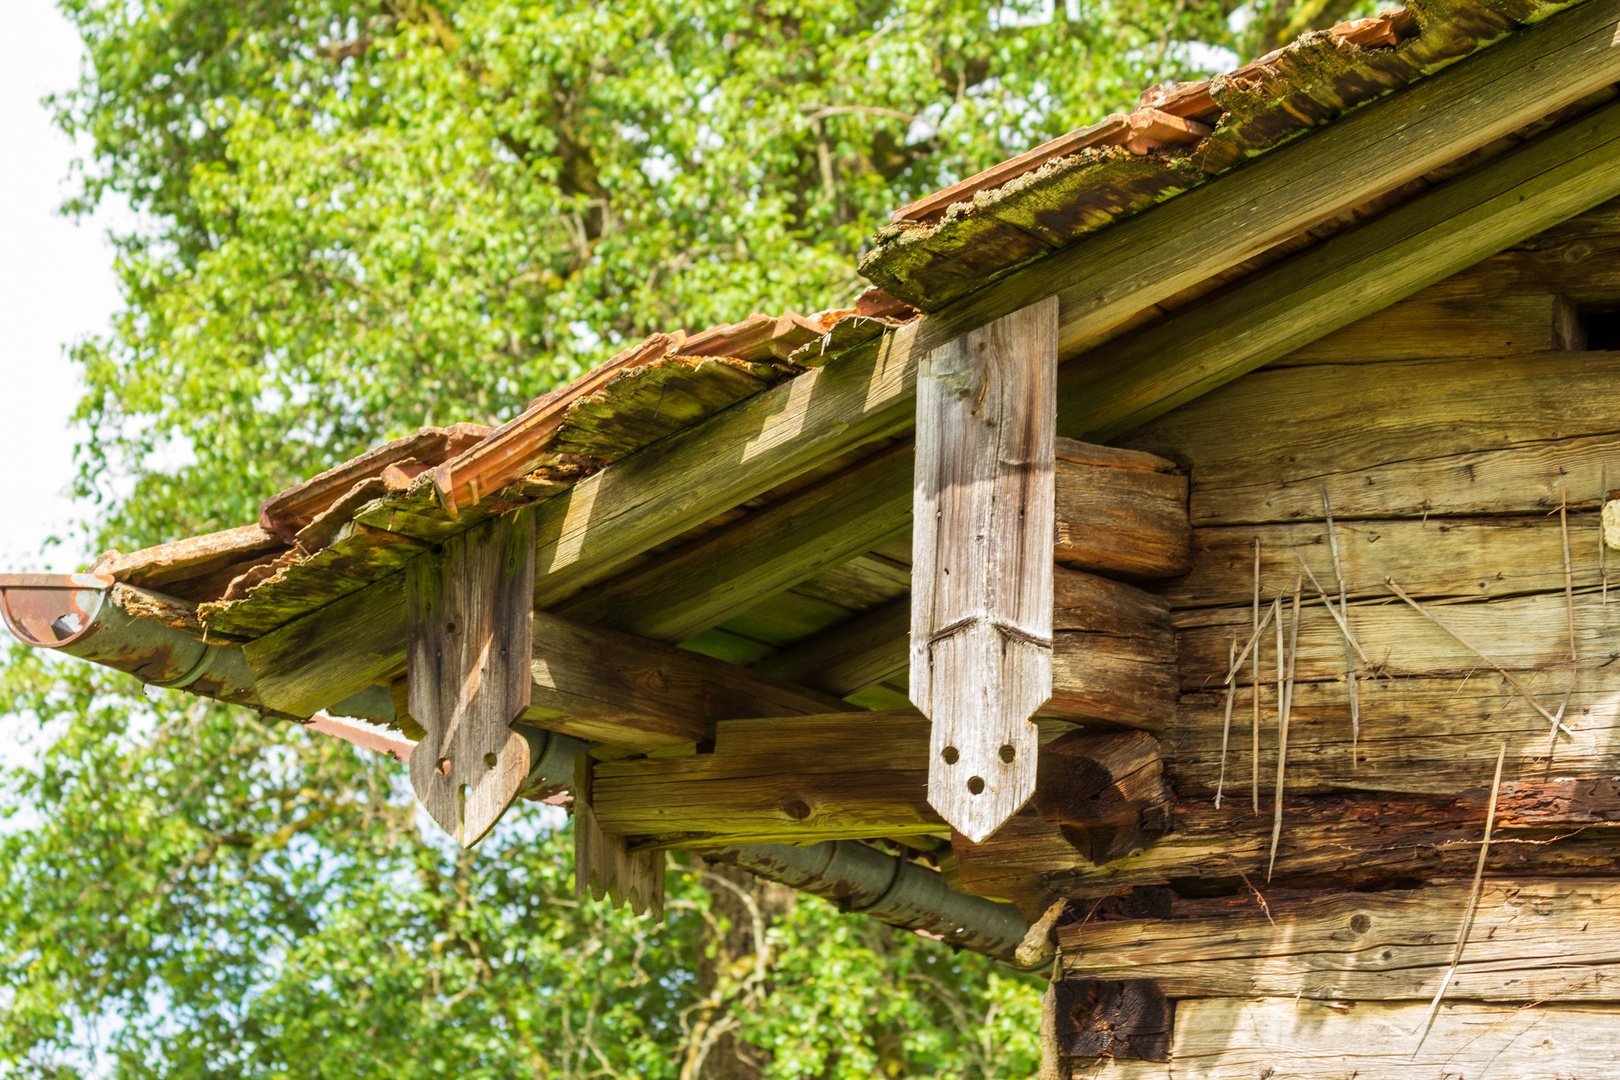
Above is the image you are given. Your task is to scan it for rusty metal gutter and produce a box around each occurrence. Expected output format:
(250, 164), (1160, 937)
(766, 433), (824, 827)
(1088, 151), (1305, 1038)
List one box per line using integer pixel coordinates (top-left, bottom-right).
(704, 840), (1031, 964)
(0, 573), (270, 712)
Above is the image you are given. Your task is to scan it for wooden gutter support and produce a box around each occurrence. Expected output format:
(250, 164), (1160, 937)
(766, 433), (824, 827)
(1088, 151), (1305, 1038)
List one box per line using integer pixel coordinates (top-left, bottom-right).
(405, 510), (537, 846)
(912, 297), (1058, 843)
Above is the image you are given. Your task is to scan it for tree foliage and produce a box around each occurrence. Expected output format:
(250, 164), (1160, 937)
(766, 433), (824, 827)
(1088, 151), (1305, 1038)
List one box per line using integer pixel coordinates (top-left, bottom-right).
(5, 0), (1337, 1074)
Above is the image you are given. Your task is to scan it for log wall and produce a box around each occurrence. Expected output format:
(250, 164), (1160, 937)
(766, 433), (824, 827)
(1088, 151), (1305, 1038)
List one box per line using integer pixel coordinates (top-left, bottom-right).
(1028, 197), (1620, 1077)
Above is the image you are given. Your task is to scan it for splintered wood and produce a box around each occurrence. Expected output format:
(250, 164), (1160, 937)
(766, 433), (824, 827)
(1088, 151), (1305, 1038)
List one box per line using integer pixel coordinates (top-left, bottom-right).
(405, 510), (535, 846)
(912, 296), (1057, 843)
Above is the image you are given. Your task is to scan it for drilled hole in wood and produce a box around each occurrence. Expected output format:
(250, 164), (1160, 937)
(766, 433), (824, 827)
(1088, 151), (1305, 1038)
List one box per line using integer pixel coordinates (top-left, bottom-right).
(484, 752), (498, 769)
(438, 757), (451, 775)
(999, 743), (1016, 763)
(783, 800), (810, 820)
(942, 745), (960, 765)
(445, 621), (458, 634)
(967, 776), (986, 795)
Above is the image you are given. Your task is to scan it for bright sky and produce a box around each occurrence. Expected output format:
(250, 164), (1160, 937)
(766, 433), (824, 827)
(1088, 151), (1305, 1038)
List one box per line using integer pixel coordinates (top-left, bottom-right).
(0, 1), (130, 573)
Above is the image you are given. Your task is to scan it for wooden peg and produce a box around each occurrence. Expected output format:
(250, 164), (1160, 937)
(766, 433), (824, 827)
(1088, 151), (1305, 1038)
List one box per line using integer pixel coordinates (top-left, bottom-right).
(406, 510), (535, 846)
(912, 296), (1058, 843)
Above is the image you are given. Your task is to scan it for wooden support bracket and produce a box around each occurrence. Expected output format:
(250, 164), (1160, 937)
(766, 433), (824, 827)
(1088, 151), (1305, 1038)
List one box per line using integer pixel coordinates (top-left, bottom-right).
(406, 510), (535, 846)
(1031, 729), (1171, 865)
(912, 296), (1058, 842)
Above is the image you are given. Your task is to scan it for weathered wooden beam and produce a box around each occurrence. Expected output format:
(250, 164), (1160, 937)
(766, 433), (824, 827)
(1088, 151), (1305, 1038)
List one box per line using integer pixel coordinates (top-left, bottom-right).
(574, 754), (664, 919)
(1065, 94), (1620, 442)
(1082, 998), (1620, 1079)
(405, 512), (534, 846)
(554, 440), (913, 644)
(1048, 979), (1172, 1063)
(517, 610), (852, 751)
(591, 711), (939, 845)
(953, 782), (1620, 917)
(242, 4), (1620, 715)
(1057, 878), (1620, 1002)
(590, 708), (1173, 850)
(912, 297), (1058, 843)
(1054, 439), (1189, 579)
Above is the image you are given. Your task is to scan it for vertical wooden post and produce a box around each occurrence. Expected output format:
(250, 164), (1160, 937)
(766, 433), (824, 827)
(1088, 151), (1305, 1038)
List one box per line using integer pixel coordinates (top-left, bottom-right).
(574, 755), (665, 919)
(912, 296), (1057, 843)
(406, 510), (535, 847)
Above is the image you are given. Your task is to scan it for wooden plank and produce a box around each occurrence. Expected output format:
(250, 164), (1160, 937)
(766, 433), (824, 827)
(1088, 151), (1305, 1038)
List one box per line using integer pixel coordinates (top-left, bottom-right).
(1166, 674), (1620, 796)
(238, 6), (1620, 705)
(574, 754), (664, 919)
(1270, 288), (1574, 366)
(405, 511), (534, 847)
(1056, 67), (1620, 443)
(1058, 879), (1620, 1002)
(1118, 351), (1620, 526)
(243, 572), (409, 717)
(912, 297), (1057, 842)
(1159, 515), (1603, 610)
(1080, 998), (1620, 1079)
(518, 610), (852, 752)
(555, 441), (913, 643)
(1176, 587), (1608, 690)
(753, 598), (912, 698)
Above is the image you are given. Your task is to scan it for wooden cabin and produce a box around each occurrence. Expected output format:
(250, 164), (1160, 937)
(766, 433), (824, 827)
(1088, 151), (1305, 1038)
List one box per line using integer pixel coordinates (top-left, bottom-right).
(9, 0), (1620, 1072)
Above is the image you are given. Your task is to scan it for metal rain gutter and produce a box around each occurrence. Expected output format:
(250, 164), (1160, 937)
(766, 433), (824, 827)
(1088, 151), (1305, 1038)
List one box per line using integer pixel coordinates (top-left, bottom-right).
(0, 573), (268, 712)
(704, 840), (1031, 965)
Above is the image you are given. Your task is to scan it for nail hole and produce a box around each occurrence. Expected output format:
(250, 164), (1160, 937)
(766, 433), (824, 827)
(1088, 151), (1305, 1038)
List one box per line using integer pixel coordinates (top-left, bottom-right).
(999, 744), (1016, 763)
(445, 622), (457, 634)
(484, 752), (498, 769)
(437, 757), (451, 775)
(967, 776), (985, 795)
(942, 746), (959, 765)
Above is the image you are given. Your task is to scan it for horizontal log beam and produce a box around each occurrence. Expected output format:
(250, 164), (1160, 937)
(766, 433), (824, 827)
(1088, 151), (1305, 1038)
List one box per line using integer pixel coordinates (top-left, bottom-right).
(752, 597), (911, 698)
(242, 3), (1620, 715)
(954, 783), (1620, 917)
(591, 710), (1170, 847)
(1058, 878), (1620, 1002)
(393, 609), (853, 753)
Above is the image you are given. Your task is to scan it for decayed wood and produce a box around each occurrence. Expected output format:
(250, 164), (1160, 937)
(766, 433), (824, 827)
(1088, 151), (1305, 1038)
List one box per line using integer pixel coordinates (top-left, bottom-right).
(519, 610), (851, 751)
(1058, 879), (1620, 1003)
(1119, 351), (1620, 527)
(953, 783), (1620, 917)
(555, 440), (913, 644)
(90, 523), (288, 600)
(912, 297), (1057, 842)
(1060, 92), (1620, 442)
(1031, 730), (1170, 865)
(574, 754), (664, 919)
(590, 711), (939, 846)
(1049, 979), (1172, 1063)
(1165, 675), (1620, 797)
(1054, 442), (1190, 580)
(1074, 998), (1620, 1079)
(406, 512), (535, 847)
